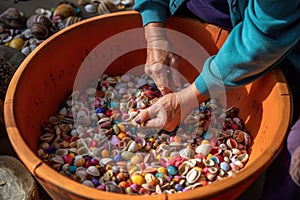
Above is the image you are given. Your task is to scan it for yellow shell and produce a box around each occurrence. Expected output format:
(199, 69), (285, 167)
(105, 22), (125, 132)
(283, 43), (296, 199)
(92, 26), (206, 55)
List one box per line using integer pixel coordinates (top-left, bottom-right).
(131, 174), (145, 186)
(9, 37), (24, 51)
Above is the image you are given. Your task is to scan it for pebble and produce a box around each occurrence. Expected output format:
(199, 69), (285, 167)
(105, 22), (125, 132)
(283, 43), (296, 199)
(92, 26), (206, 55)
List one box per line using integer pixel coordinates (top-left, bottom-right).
(37, 73), (252, 196)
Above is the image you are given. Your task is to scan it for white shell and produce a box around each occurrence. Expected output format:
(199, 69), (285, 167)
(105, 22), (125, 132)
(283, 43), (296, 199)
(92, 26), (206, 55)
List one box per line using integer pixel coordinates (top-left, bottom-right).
(195, 143), (212, 155)
(85, 4), (97, 13)
(186, 168), (202, 184)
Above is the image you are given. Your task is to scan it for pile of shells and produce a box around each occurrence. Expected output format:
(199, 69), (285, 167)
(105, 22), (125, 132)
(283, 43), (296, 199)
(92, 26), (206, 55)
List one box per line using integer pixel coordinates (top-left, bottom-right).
(37, 73), (252, 195)
(0, 1), (133, 56)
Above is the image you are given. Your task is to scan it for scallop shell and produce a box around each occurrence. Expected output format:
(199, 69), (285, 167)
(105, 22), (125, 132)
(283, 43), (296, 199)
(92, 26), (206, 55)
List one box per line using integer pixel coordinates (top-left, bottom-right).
(51, 155), (64, 164)
(100, 158), (114, 165)
(105, 181), (122, 193)
(186, 167), (202, 184)
(179, 147), (195, 159)
(77, 146), (90, 156)
(86, 165), (100, 176)
(55, 148), (68, 157)
(82, 180), (94, 188)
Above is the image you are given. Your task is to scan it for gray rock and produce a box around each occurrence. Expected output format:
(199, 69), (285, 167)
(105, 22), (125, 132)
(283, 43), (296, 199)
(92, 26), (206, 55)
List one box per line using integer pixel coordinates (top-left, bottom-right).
(0, 45), (25, 127)
(0, 155), (39, 200)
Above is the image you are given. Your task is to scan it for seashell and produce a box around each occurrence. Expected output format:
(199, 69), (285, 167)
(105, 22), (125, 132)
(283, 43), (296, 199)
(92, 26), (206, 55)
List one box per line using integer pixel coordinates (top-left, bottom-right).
(179, 147), (195, 159)
(58, 16), (81, 30)
(210, 147), (222, 155)
(74, 157), (85, 167)
(53, 3), (76, 21)
(26, 14), (52, 29)
(203, 158), (215, 167)
(105, 181), (122, 193)
(39, 142), (49, 150)
(121, 151), (134, 160)
(186, 167), (202, 184)
(178, 161), (193, 176)
(184, 182), (203, 190)
(100, 158), (114, 165)
(208, 167), (218, 174)
(27, 14), (53, 39)
(130, 154), (144, 165)
(195, 143), (212, 156)
(82, 180), (94, 188)
(51, 155), (64, 164)
(110, 135), (120, 146)
(85, 4), (97, 13)
(134, 137), (146, 147)
(206, 172), (217, 181)
(237, 153), (249, 163)
(156, 143), (171, 154)
(223, 149), (233, 159)
(226, 138), (238, 149)
(141, 183), (155, 191)
(209, 155), (221, 164)
(156, 185), (162, 194)
(232, 130), (245, 143)
(40, 132), (54, 142)
(231, 148), (241, 155)
(160, 133), (171, 143)
(220, 161), (230, 172)
(121, 0), (134, 6)
(243, 132), (252, 146)
(126, 140), (138, 153)
(234, 160), (244, 168)
(219, 143), (227, 151)
(77, 146), (90, 156)
(8, 37), (24, 51)
(229, 163), (240, 171)
(144, 151), (156, 164)
(55, 149), (68, 157)
(0, 8), (26, 29)
(86, 165), (100, 176)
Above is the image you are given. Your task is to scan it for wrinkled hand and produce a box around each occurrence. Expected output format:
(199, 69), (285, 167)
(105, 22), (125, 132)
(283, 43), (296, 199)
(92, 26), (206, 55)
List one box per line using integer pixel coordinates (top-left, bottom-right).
(135, 83), (207, 132)
(145, 23), (182, 95)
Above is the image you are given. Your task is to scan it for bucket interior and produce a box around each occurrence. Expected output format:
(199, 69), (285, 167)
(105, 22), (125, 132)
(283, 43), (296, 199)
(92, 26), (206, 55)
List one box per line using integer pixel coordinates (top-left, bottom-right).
(4, 11), (291, 200)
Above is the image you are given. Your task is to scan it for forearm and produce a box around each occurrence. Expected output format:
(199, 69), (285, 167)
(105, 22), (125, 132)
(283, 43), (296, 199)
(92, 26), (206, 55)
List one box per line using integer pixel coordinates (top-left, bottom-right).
(196, 0), (300, 95)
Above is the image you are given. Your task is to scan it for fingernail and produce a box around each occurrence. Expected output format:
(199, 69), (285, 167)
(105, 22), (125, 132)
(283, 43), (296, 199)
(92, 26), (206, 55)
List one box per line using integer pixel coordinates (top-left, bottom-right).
(135, 117), (141, 124)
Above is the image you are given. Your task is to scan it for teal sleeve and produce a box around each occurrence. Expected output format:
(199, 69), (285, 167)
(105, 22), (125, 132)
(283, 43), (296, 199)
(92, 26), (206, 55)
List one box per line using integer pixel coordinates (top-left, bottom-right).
(133, 0), (169, 26)
(195, 0), (300, 96)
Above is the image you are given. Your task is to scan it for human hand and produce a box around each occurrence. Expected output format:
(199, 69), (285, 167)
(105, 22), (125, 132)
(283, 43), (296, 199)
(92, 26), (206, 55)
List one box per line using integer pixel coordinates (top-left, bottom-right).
(145, 23), (183, 95)
(134, 83), (208, 132)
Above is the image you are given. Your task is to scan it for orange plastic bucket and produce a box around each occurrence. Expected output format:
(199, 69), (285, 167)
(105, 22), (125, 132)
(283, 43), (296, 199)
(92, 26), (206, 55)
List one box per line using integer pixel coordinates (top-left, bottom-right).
(4, 11), (291, 200)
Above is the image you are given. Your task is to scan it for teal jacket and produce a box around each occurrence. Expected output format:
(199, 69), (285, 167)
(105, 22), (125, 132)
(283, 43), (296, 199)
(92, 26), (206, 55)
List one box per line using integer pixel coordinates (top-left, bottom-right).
(133, 0), (300, 97)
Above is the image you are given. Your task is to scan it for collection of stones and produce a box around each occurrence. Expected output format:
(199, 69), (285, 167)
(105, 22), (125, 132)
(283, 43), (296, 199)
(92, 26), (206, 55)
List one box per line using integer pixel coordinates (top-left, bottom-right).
(0, 0), (133, 56)
(37, 73), (252, 195)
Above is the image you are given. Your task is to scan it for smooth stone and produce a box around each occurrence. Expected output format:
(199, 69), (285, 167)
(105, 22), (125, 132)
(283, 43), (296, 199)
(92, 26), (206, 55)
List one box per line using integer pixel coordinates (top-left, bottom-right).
(0, 155), (39, 200)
